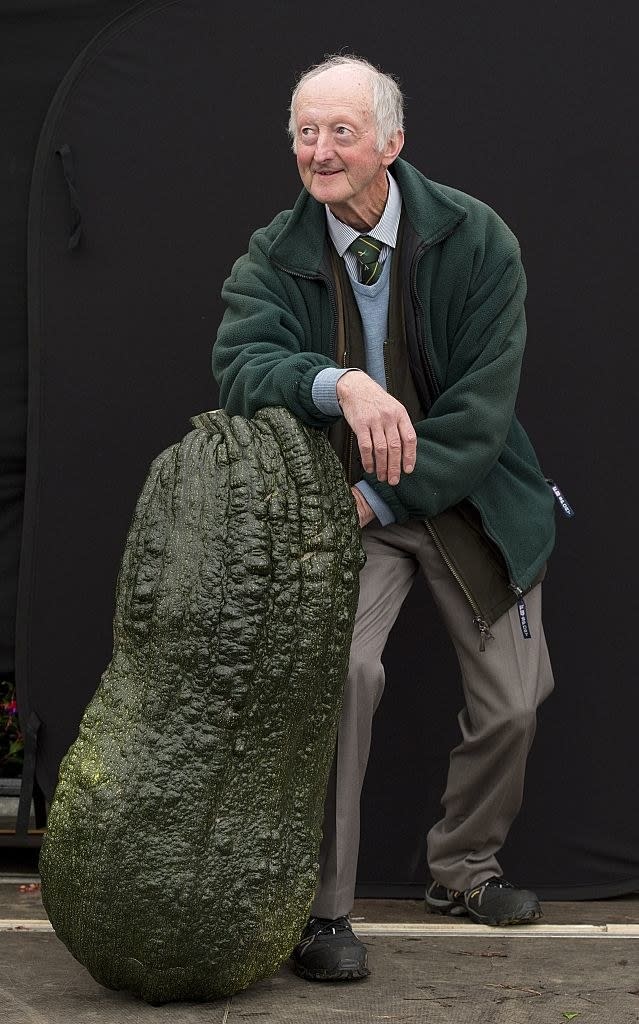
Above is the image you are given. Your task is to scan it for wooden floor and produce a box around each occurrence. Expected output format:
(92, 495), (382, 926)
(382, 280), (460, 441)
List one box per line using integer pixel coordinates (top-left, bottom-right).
(1, 849), (638, 1022)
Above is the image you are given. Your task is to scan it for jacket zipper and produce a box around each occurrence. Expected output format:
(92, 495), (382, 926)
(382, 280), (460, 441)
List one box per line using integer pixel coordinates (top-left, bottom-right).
(383, 338), (393, 393)
(409, 244), (494, 650)
(270, 261), (339, 362)
(341, 348), (355, 485)
(408, 243), (534, 645)
(466, 496), (534, 640)
(409, 242), (445, 407)
(425, 519), (495, 652)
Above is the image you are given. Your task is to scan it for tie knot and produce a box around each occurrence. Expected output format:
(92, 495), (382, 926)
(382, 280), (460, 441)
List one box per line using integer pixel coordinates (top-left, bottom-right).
(348, 234), (383, 285)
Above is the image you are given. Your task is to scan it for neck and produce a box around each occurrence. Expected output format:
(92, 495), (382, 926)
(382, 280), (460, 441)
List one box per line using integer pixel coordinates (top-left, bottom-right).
(328, 175), (389, 232)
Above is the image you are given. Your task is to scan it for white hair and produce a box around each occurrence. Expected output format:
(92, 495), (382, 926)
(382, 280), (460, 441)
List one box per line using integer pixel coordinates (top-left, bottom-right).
(288, 54), (404, 152)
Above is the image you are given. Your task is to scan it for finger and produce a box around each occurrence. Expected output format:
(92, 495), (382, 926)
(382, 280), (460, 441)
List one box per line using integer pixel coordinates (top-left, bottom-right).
(358, 499), (370, 528)
(369, 425), (388, 482)
(385, 426), (402, 485)
(351, 487), (368, 528)
(398, 415), (417, 473)
(356, 429), (375, 474)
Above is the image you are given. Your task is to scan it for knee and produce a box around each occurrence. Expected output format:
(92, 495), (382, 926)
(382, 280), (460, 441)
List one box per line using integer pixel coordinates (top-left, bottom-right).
(344, 649), (385, 714)
(496, 705), (538, 746)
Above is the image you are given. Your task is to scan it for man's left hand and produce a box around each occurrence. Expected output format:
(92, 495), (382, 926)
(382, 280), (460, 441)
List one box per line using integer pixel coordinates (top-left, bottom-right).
(351, 486), (376, 528)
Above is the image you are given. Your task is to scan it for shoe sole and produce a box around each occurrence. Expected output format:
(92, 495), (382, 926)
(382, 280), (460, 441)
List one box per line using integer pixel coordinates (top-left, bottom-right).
(292, 962), (370, 982)
(424, 897), (468, 918)
(469, 902), (542, 927)
(426, 896), (542, 927)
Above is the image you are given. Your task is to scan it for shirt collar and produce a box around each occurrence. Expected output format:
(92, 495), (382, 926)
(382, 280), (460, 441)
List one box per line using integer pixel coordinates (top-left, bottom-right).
(325, 171), (402, 256)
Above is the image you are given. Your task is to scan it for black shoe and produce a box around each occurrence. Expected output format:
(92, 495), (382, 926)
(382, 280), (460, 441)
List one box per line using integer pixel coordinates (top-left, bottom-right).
(291, 915), (370, 981)
(425, 876), (542, 926)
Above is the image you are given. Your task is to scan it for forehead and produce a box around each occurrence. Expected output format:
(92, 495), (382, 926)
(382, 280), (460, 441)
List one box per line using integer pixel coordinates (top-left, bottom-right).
(294, 66), (374, 125)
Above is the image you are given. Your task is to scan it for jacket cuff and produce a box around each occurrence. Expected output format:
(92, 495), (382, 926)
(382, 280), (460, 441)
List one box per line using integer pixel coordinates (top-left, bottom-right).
(363, 473), (410, 523)
(354, 482), (396, 526)
(311, 367), (361, 416)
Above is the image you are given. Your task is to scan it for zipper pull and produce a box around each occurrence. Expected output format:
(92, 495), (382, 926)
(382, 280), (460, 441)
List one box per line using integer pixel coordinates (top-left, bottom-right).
(546, 479), (575, 518)
(510, 585), (532, 639)
(517, 597), (531, 638)
(474, 617), (494, 653)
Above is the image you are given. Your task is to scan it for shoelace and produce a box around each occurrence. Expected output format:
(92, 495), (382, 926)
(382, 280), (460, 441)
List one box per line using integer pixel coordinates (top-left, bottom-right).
(309, 915), (351, 936)
(467, 877), (515, 902)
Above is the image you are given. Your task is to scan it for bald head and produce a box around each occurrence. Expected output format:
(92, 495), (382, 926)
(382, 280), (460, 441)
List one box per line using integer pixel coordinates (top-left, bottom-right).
(288, 55), (404, 152)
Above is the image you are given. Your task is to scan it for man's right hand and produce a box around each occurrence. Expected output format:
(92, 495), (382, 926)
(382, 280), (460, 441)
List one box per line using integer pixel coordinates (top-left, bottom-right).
(336, 372), (417, 486)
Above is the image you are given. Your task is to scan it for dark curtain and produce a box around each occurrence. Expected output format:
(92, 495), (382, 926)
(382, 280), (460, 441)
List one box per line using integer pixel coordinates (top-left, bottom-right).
(0, 0), (136, 676)
(4, 0), (638, 897)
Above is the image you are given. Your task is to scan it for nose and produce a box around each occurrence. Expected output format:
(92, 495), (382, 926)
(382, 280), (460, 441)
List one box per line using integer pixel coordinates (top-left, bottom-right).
(313, 129), (335, 163)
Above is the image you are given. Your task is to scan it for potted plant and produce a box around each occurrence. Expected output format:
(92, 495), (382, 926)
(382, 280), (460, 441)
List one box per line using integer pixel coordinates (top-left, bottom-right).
(0, 677), (23, 779)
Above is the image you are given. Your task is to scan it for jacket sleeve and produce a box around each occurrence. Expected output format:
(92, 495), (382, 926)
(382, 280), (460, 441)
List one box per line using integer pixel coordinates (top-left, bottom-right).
(212, 230), (340, 426)
(364, 248), (528, 520)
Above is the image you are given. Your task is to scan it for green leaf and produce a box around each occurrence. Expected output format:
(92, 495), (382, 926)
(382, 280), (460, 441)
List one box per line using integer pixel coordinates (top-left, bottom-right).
(563, 1014), (579, 1021)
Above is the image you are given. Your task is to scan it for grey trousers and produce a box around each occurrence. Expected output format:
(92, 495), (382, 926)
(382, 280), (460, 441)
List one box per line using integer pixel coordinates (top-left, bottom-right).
(310, 520), (554, 920)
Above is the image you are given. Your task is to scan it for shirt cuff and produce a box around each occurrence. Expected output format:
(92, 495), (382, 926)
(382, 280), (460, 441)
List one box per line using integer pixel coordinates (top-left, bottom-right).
(354, 481), (396, 526)
(311, 367), (360, 416)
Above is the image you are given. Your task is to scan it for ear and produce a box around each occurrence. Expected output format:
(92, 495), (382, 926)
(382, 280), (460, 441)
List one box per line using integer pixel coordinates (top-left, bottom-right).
(382, 130), (405, 166)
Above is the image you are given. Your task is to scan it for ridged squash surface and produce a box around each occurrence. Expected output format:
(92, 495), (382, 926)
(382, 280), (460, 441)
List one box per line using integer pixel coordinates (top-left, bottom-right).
(39, 407), (364, 1003)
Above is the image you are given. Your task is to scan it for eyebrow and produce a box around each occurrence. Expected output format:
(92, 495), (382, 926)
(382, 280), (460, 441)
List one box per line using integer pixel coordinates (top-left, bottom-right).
(297, 118), (359, 129)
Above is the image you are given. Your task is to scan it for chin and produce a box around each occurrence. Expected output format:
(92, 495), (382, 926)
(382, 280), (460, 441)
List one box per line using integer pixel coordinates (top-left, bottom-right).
(310, 177), (349, 204)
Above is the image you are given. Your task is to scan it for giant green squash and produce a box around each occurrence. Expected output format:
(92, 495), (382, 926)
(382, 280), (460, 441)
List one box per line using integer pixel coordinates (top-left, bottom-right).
(39, 407), (364, 1003)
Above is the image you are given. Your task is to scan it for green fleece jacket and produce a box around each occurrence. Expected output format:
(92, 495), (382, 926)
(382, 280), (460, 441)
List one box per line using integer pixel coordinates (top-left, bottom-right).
(212, 158), (556, 591)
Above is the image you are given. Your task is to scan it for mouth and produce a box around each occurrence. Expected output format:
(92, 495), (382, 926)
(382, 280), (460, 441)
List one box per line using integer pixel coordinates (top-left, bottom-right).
(314, 169), (342, 176)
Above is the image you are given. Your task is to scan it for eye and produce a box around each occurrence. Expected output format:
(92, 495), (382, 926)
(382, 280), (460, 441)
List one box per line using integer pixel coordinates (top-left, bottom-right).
(299, 126), (317, 142)
(335, 126), (351, 136)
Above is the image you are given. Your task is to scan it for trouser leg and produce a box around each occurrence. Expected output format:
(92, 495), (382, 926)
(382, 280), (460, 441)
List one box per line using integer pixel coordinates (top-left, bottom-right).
(419, 529), (555, 890)
(310, 522), (421, 919)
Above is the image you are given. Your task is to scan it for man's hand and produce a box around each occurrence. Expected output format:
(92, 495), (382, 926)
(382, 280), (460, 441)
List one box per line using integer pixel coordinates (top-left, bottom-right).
(337, 372), (416, 486)
(351, 486), (376, 528)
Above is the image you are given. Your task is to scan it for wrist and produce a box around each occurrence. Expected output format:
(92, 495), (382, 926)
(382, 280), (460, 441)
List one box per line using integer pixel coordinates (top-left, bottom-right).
(336, 368), (362, 406)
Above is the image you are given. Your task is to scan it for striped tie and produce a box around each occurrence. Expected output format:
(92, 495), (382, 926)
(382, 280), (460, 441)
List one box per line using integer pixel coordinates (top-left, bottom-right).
(348, 235), (383, 285)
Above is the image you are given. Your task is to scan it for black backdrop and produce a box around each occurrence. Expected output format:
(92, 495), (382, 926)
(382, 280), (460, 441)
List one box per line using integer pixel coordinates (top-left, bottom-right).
(2, 0), (638, 898)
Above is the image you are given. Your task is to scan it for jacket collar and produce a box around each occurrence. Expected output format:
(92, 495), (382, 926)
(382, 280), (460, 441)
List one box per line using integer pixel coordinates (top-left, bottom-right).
(268, 157), (467, 277)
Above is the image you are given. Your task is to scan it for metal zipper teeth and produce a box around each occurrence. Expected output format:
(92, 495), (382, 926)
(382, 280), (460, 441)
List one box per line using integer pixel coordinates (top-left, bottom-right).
(343, 336), (354, 484)
(425, 520), (494, 651)
(338, 313), (355, 485)
(383, 338), (394, 394)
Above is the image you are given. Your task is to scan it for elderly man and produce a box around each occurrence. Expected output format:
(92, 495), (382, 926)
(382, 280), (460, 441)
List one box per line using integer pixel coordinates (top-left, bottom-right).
(213, 54), (558, 982)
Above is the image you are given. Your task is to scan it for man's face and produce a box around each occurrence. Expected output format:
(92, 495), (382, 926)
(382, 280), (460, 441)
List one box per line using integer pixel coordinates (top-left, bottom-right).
(292, 66), (403, 225)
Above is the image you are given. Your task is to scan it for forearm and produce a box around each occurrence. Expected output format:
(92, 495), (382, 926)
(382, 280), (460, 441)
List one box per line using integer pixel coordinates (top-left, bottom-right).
(213, 335), (340, 425)
(213, 239), (341, 424)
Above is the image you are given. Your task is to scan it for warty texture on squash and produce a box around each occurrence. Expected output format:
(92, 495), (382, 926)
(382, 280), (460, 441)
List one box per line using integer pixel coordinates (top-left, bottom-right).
(39, 406), (365, 1004)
